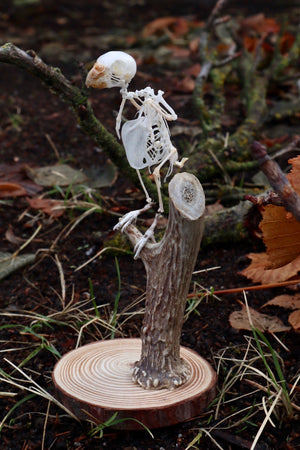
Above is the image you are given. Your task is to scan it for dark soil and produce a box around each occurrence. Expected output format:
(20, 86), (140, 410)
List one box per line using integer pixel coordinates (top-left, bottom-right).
(0, 1), (299, 449)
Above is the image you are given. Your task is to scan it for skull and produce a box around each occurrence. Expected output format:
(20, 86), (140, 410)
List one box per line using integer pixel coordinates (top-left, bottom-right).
(86, 51), (137, 89)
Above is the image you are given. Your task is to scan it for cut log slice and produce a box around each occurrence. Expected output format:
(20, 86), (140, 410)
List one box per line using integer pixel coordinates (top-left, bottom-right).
(53, 338), (217, 429)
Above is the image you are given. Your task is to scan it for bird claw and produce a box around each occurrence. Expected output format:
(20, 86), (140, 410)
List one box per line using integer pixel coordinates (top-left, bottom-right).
(133, 213), (160, 259)
(133, 229), (154, 260)
(113, 210), (141, 233)
(113, 202), (153, 233)
(114, 206), (159, 259)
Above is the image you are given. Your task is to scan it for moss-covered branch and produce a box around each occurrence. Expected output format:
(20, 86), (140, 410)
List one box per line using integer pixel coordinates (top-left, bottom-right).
(0, 42), (160, 205)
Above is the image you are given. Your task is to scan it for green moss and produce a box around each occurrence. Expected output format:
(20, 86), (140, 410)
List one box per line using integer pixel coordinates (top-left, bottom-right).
(102, 232), (133, 255)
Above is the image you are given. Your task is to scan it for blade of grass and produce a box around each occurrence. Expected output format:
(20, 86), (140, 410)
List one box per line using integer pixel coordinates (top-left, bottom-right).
(0, 393), (36, 433)
(110, 256), (121, 339)
(251, 389), (282, 450)
(88, 411), (154, 439)
(88, 278), (100, 318)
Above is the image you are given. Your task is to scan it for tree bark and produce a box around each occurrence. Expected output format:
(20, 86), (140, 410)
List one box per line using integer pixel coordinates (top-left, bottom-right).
(124, 172), (205, 389)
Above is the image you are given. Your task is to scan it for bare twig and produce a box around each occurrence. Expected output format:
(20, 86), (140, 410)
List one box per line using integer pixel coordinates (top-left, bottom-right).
(251, 141), (300, 222)
(206, 0), (229, 30)
(245, 191), (283, 207)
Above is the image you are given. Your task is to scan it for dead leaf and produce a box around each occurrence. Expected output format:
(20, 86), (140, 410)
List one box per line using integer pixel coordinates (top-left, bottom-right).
(229, 304), (290, 333)
(260, 205), (300, 268)
(242, 155), (300, 283)
(142, 17), (189, 38)
(5, 226), (25, 245)
(260, 136), (289, 148)
(262, 294), (300, 310)
(83, 161), (117, 188)
(288, 309), (300, 332)
(184, 63), (201, 77)
(241, 252), (300, 284)
(0, 182), (27, 198)
(26, 164), (87, 187)
(288, 156), (300, 193)
(174, 76), (195, 93)
(0, 252), (36, 281)
(280, 32), (295, 54)
(27, 197), (65, 218)
(239, 14), (280, 36)
(189, 38), (199, 53)
(0, 163), (42, 196)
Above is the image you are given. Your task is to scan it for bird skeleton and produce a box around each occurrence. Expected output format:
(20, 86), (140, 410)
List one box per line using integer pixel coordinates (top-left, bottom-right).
(86, 51), (187, 258)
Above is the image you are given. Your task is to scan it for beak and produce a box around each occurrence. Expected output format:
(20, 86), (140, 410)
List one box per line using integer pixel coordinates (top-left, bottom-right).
(85, 62), (107, 89)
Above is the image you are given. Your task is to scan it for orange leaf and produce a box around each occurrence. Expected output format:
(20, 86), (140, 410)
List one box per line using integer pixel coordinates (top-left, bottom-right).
(242, 156), (300, 283)
(172, 17), (190, 37)
(241, 252), (300, 284)
(0, 182), (27, 198)
(168, 45), (190, 58)
(280, 33), (295, 54)
(260, 135), (288, 148)
(240, 14), (280, 36)
(27, 197), (65, 218)
(189, 38), (200, 53)
(260, 205), (300, 268)
(174, 76), (195, 93)
(229, 304), (290, 333)
(243, 36), (257, 53)
(262, 294), (300, 310)
(184, 63), (201, 77)
(259, 156), (300, 268)
(288, 309), (300, 332)
(287, 156), (300, 194)
(142, 17), (189, 38)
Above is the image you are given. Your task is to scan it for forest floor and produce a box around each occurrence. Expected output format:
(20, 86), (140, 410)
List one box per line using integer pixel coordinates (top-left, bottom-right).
(0, 1), (299, 449)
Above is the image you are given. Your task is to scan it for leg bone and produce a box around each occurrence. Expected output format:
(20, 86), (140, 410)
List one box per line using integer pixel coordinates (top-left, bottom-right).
(133, 213), (160, 259)
(136, 169), (152, 205)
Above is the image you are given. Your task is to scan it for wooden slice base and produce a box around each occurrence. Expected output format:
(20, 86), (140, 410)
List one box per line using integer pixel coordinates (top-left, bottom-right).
(52, 338), (217, 429)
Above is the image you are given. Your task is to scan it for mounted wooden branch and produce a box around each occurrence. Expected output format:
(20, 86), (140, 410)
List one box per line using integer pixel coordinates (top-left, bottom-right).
(124, 172), (206, 389)
(53, 172), (217, 428)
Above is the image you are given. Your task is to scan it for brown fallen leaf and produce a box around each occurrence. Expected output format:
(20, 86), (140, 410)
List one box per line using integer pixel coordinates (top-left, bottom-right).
(242, 155), (300, 283)
(241, 252), (300, 284)
(0, 163), (42, 196)
(27, 197), (65, 218)
(174, 76), (195, 93)
(239, 14), (280, 37)
(229, 304), (291, 333)
(260, 205), (300, 269)
(289, 155), (300, 193)
(288, 309), (300, 332)
(262, 294), (300, 310)
(0, 182), (27, 198)
(5, 225), (25, 245)
(142, 16), (189, 38)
